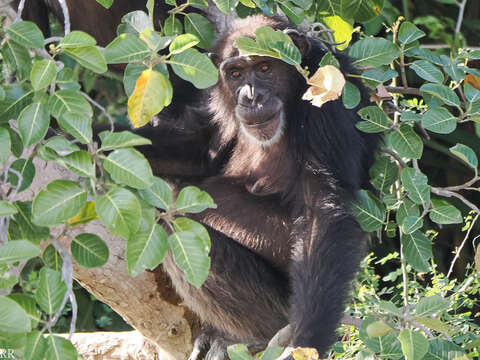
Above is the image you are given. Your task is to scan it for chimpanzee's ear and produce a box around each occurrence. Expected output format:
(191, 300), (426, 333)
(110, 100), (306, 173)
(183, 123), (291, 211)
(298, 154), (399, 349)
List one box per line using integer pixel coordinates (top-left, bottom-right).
(284, 29), (311, 57)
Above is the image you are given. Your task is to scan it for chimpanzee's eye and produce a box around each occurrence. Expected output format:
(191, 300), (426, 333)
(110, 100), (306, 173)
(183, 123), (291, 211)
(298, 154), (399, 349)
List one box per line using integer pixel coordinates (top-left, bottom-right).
(231, 70), (241, 78)
(260, 64), (270, 72)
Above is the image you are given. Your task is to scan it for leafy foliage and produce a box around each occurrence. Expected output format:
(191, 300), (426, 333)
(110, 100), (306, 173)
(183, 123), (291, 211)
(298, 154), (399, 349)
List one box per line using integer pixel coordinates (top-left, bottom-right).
(0, 0), (479, 359)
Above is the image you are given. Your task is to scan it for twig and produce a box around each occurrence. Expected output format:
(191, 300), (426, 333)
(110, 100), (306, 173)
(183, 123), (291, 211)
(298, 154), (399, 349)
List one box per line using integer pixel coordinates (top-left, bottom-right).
(341, 314), (363, 328)
(385, 86), (422, 96)
(455, 0), (468, 34)
(382, 148), (408, 168)
(57, 0), (71, 35)
(410, 320), (434, 338)
(442, 176), (480, 192)
(5, 168), (23, 203)
(431, 187), (480, 214)
(42, 235), (76, 333)
(80, 91), (115, 132)
(13, 0), (25, 22)
(447, 213), (480, 278)
(45, 37), (63, 45)
(268, 324), (292, 348)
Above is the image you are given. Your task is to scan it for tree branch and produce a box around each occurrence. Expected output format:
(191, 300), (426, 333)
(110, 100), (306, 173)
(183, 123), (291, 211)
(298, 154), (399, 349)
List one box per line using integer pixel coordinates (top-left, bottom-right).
(385, 86), (422, 96)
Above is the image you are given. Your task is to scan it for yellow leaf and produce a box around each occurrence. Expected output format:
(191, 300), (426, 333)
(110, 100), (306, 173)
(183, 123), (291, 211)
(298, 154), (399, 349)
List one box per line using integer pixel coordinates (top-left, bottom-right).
(68, 201), (97, 226)
(321, 16), (354, 51)
(302, 65), (346, 108)
(128, 68), (172, 128)
(292, 347), (319, 360)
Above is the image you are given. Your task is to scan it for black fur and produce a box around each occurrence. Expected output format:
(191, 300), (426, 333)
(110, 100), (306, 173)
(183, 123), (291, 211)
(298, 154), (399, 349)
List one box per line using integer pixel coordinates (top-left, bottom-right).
(150, 15), (379, 358)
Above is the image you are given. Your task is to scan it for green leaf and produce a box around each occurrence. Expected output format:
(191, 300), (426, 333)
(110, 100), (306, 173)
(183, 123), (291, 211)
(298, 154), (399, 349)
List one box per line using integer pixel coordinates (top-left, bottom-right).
(0, 240), (41, 264)
(127, 224), (168, 277)
(184, 13), (214, 49)
(32, 180), (87, 226)
(424, 339), (465, 360)
(213, 0), (240, 13)
(35, 268), (67, 315)
(57, 150), (95, 178)
(164, 15), (183, 36)
(398, 21), (426, 44)
(48, 90), (93, 119)
(253, 26), (301, 65)
(170, 49), (219, 89)
(416, 295), (450, 317)
(389, 124), (423, 159)
(24, 331), (47, 360)
(122, 11), (153, 33)
(9, 293), (42, 328)
(138, 177), (173, 210)
(99, 130), (152, 151)
(352, 190), (386, 232)
(410, 60), (444, 84)
(46, 335), (78, 360)
(176, 186), (217, 213)
(7, 21), (44, 48)
(342, 81), (361, 109)
(104, 33), (151, 64)
(356, 106), (391, 133)
(71, 233), (109, 268)
(0, 200), (17, 217)
(420, 83), (460, 108)
(169, 34), (200, 54)
(30, 59), (57, 91)
(398, 329), (429, 360)
(18, 102), (50, 147)
(449, 143), (478, 174)
(168, 231), (211, 288)
(8, 127), (23, 158)
(95, 187), (141, 238)
(42, 245), (63, 271)
(0, 128), (11, 164)
(173, 217), (211, 251)
(369, 156), (398, 194)
(227, 344), (253, 360)
(366, 321), (394, 338)
(9, 202), (50, 244)
(103, 148), (153, 189)
(341, 0), (384, 22)
(421, 107), (457, 134)
(396, 199), (420, 226)
(401, 215), (424, 234)
(234, 37), (279, 58)
(401, 231), (432, 272)
(464, 83), (480, 102)
(0, 296), (30, 333)
(44, 136), (80, 156)
(57, 112), (93, 145)
(401, 168), (431, 205)
(2, 40), (32, 80)
(416, 317), (451, 334)
(429, 199), (462, 224)
(361, 68), (399, 89)
(128, 69), (172, 128)
(319, 52), (340, 68)
(279, 2), (305, 25)
(64, 46), (107, 73)
(59, 30), (97, 48)
(349, 38), (400, 68)
(0, 85), (34, 123)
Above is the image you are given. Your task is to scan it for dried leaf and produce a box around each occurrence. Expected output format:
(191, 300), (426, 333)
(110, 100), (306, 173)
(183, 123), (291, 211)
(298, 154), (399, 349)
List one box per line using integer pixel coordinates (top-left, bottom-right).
(466, 74), (480, 90)
(302, 65), (345, 108)
(291, 347), (319, 360)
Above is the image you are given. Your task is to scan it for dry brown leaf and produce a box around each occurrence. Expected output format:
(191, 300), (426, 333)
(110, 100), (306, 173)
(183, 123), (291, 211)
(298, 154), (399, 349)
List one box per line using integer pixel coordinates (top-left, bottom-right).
(302, 65), (346, 108)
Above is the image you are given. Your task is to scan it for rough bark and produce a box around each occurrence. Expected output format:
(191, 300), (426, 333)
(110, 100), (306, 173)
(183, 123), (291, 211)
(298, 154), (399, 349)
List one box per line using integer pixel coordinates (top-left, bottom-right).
(16, 158), (200, 360)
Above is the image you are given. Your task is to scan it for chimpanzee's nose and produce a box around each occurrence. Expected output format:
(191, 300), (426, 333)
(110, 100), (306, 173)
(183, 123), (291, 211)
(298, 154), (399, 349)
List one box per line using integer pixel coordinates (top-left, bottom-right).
(237, 84), (265, 106)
